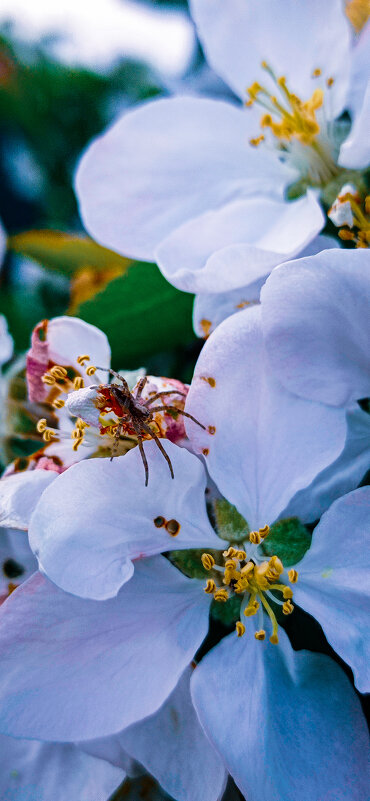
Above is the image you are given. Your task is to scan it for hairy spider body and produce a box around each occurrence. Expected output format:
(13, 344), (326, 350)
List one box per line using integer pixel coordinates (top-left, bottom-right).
(95, 369), (205, 485)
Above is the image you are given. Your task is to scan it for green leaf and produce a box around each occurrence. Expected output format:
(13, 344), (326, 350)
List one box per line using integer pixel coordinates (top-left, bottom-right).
(76, 262), (196, 368)
(212, 498), (249, 543)
(210, 595), (241, 627)
(8, 231), (131, 277)
(262, 517), (312, 567)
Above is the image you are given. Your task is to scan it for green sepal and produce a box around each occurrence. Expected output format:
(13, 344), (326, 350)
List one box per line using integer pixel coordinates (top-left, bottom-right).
(262, 517), (311, 567)
(168, 549), (211, 580)
(212, 498), (249, 543)
(210, 595), (241, 627)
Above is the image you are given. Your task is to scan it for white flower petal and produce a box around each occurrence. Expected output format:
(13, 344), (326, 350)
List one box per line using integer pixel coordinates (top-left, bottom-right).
(192, 234), (338, 337)
(0, 528), (37, 601)
(29, 440), (222, 599)
(339, 80), (370, 168)
(191, 629), (369, 800)
(104, 668), (227, 801)
(156, 192), (324, 293)
(190, 0), (351, 115)
(185, 306), (347, 529)
(0, 558), (210, 740)
(0, 471), (57, 531)
(193, 278), (264, 339)
(0, 734), (124, 801)
(294, 487), (370, 693)
(75, 96), (293, 262)
(0, 314), (13, 367)
(283, 404), (370, 523)
(261, 248), (370, 406)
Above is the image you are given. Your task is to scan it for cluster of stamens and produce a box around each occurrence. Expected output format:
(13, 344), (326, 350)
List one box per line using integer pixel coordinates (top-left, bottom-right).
(329, 187), (370, 248)
(246, 61), (339, 185)
(37, 355), (99, 450)
(201, 524), (298, 644)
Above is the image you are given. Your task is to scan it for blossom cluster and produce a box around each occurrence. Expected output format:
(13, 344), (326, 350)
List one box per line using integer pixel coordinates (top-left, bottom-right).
(0, 1), (369, 800)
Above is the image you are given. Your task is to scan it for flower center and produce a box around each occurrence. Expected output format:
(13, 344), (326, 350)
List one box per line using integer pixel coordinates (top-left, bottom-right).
(201, 524), (298, 644)
(246, 61), (340, 185)
(328, 184), (370, 248)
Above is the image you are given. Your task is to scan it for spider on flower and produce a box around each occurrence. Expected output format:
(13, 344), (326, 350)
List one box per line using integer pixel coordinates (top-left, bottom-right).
(95, 367), (205, 485)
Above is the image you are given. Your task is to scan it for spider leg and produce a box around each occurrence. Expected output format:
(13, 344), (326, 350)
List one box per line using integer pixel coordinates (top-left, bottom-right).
(110, 422), (124, 461)
(95, 367), (130, 392)
(140, 422), (174, 480)
(134, 376), (148, 400)
(148, 406), (206, 430)
(132, 421), (149, 486)
(145, 390), (187, 406)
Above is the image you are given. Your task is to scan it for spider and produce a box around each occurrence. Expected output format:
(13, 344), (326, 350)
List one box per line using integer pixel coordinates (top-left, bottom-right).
(95, 368), (205, 485)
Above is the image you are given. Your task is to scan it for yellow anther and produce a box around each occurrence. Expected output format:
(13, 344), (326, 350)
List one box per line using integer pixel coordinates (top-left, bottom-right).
(346, 0), (370, 32)
(269, 633), (279, 645)
(74, 376), (85, 390)
(249, 530), (262, 544)
(204, 579), (216, 594)
(49, 365), (67, 380)
(41, 373), (55, 386)
(283, 600), (294, 615)
(255, 629), (266, 641)
(236, 550), (247, 561)
(236, 622), (246, 637)
(267, 556), (283, 579)
(245, 99), (254, 107)
(201, 553), (215, 571)
(288, 569), (298, 584)
(258, 524), (270, 539)
(247, 81), (263, 100)
(71, 429), (84, 440)
(249, 135), (265, 147)
(312, 68), (322, 78)
(326, 77), (334, 88)
(36, 418), (47, 433)
(224, 559), (237, 569)
(244, 599), (259, 617)
(52, 399), (65, 409)
(86, 366), (97, 376)
(77, 355), (90, 365)
(339, 228), (355, 241)
(42, 429), (58, 442)
(223, 547), (238, 559)
(214, 588), (229, 603)
(282, 586), (293, 599)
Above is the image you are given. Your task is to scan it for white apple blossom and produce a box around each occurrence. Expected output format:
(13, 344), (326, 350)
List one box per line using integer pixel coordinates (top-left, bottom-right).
(75, 0), (368, 299)
(0, 315), (188, 527)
